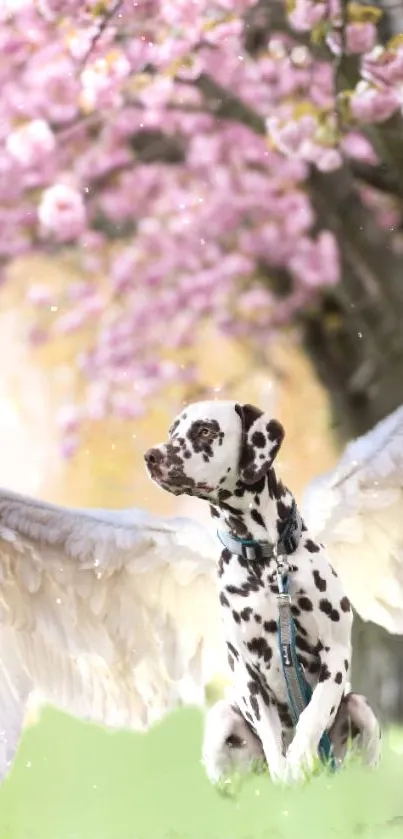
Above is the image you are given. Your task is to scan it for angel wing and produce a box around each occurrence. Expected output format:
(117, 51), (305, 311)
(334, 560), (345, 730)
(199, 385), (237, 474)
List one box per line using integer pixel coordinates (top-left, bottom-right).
(0, 489), (226, 779)
(301, 405), (403, 634)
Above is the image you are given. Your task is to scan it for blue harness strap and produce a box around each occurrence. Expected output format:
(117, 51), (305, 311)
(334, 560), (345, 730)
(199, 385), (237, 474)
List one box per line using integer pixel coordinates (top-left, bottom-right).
(277, 567), (336, 771)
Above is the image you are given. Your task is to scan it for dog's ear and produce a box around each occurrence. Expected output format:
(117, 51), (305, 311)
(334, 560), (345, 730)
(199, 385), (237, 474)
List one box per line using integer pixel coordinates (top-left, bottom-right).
(235, 403), (284, 485)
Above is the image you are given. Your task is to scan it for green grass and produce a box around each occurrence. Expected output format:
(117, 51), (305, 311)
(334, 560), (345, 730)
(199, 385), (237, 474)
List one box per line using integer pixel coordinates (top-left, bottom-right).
(0, 707), (402, 839)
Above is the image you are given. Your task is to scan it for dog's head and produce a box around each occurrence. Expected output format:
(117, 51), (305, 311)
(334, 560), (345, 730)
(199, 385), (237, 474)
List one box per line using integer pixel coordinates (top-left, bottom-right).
(144, 399), (284, 500)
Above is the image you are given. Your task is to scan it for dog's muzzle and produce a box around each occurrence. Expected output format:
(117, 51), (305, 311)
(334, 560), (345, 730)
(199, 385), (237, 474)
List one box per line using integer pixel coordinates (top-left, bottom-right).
(144, 447), (168, 481)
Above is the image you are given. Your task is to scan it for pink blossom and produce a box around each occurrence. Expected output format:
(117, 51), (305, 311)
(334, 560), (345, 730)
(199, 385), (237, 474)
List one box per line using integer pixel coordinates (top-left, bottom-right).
(267, 114), (317, 157)
(326, 22), (377, 56)
(341, 132), (379, 165)
(60, 434), (79, 459)
(27, 57), (80, 124)
(290, 231), (340, 287)
(346, 22), (377, 55)
(0, 0), (400, 453)
(80, 51), (131, 111)
(26, 284), (54, 306)
(316, 147), (343, 172)
(288, 0), (326, 32)
(38, 183), (86, 241)
(362, 47), (403, 87)
(57, 404), (81, 434)
(6, 119), (55, 167)
(238, 287), (273, 312)
(350, 84), (400, 124)
(111, 393), (145, 420)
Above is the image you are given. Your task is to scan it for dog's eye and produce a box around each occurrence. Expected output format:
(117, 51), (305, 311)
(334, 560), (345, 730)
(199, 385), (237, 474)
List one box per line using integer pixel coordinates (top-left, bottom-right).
(199, 426), (212, 439)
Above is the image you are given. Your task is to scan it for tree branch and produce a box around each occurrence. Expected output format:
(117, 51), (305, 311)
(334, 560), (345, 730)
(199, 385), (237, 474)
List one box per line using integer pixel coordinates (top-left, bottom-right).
(178, 72), (266, 134)
(79, 0), (124, 69)
(350, 159), (403, 197)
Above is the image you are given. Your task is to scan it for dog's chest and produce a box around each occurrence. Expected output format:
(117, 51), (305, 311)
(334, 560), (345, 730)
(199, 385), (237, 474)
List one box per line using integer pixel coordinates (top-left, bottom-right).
(218, 552), (320, 700)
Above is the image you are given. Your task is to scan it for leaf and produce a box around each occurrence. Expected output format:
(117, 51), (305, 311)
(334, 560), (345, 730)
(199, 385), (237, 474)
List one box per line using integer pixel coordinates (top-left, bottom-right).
(311, 20), (332, 47)
(347, 3), (383, 25)
(387, 34), (403, 50)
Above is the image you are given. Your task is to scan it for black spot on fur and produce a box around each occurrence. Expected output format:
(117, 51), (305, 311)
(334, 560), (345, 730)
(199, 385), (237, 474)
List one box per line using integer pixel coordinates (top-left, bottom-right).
(254, 613), (262, 624)
(276, 500), (290, 521)
(210, 505), (220, 518)
(260, 683), (272, 707)
(313, 570), (327, 592)
(232, 610), (241, 624)
(340, 596), (351, 612)
(252, 476), (266, 495)
(319, 663), (331, 682)
(251, 508), (265, 528)
(227, 515), (248, 537)
(263, 620), (277, 633)
(248, 680), (260, 695)
(245, 663), (257, 680)
(219, 592), (229, 608)
(241, 607), (253, 622)
(335, 671), (343, 684)
(344, 659), (349, 671)
(218, 488), (232, 502)
(251, 430), (266, 448)
(305, 539), (320, 553)
(226, 584), (249, 598)
(295, 635), (316, 655)
(247, 637), (273, 664)
(227, 642), (239, 660)
(250, 695), (260, 721)
(319, 599), (340, 622)
(277, 701), (293, 728)
(298, 596), (313, 612)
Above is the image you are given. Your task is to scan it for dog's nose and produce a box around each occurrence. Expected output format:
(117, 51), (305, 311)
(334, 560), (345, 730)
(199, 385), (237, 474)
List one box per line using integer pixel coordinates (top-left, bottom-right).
(144, 447), (163, 466)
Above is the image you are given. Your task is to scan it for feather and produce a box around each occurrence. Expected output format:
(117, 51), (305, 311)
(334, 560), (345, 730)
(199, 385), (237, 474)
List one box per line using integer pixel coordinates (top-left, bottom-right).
(0, 488), (226, 780)
(301, 405), (403, 633)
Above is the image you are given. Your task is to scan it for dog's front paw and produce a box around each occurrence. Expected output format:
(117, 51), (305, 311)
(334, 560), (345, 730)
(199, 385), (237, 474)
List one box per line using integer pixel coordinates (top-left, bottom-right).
(268, 760), (288, 785)
(284, 740), (316, 784)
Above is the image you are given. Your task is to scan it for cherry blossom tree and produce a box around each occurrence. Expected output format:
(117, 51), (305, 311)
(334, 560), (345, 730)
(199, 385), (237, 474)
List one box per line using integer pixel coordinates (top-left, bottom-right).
(2, 0), (403, 454)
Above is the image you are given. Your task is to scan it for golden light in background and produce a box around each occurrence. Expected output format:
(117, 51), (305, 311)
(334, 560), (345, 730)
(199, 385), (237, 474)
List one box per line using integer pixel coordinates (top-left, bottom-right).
(2, 254), (340, 516)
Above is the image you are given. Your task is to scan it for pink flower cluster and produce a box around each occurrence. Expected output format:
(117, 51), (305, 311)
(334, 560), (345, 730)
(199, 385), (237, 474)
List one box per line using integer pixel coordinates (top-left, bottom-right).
(0, 0), (401, 454)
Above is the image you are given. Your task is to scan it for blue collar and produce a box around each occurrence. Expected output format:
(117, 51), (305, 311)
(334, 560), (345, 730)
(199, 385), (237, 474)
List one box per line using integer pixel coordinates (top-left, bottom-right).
(217, 500), (302, 561)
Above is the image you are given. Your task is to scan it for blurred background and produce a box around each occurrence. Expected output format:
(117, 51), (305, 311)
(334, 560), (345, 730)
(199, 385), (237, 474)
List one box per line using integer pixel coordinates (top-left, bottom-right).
(1, 1), (403, 837)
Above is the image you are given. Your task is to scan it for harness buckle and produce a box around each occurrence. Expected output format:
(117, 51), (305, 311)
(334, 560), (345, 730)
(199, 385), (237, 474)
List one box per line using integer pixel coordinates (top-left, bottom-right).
(277, 591), (291, 605)
(241, 542), (263, 561)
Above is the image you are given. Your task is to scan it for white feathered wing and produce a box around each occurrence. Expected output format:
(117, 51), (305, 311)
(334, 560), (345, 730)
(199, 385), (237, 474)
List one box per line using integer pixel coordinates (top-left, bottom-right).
(301, 405), (403, 634)
(0, 490), (226, 779)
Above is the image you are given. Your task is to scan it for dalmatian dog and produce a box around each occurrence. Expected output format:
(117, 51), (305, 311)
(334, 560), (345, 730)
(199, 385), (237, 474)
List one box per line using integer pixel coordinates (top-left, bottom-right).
(145, 400), (381, 784)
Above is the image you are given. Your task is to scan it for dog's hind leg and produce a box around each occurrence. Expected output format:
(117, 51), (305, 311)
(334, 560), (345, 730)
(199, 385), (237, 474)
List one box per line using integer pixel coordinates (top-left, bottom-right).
(202, 698), (264, 783)
(330, 692), (381, 768)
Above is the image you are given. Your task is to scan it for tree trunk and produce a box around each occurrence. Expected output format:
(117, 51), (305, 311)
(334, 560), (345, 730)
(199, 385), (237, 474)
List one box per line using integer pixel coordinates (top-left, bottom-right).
(302, 166), (403, 724)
